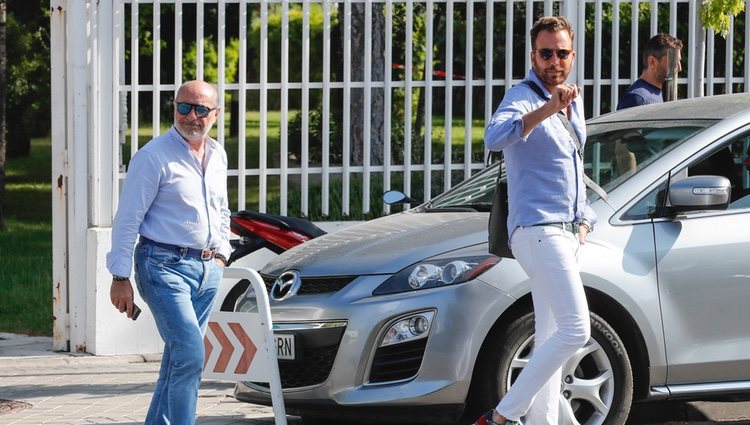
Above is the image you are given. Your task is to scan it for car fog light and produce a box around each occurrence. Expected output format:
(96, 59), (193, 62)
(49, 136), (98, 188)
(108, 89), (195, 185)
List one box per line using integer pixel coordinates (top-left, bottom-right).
(408, 264), (440, 289)
(440, 261), (471, 284)
(409, 316), (429, 335)
(380, 310), (436, 347)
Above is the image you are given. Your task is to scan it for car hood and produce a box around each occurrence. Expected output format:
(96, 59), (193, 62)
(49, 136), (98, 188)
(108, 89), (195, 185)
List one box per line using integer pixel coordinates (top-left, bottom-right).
(261, 211), (488, 276)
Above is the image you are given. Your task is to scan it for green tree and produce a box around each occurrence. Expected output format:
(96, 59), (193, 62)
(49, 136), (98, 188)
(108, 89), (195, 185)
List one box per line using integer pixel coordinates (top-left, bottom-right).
(4, 1), (49, 158)
(701, 0), (745, 37)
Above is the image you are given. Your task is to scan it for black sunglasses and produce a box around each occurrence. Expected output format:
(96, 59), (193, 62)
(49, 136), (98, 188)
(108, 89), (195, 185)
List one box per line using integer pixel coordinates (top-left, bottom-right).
(534, 48), (572, 61)
(174, 102), (216, 118)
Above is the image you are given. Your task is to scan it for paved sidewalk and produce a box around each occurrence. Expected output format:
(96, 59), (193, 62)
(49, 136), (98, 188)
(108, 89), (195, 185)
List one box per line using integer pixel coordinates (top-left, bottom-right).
(1, 333), (749, 425)
(0, 333), (302, 425)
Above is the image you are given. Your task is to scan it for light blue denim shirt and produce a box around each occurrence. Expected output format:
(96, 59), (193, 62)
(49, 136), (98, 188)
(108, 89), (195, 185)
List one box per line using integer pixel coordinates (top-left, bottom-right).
(107, 126), (232, 277)
(485, 70), (596, 238)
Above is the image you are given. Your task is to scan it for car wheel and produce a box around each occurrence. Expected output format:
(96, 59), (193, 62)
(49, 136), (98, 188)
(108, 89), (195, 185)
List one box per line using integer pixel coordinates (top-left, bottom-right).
(468, 311), (632, 425)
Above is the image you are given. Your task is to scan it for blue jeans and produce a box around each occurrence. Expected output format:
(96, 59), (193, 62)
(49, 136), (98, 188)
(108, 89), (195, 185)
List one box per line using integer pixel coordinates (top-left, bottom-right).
(134, 242), (222, 425)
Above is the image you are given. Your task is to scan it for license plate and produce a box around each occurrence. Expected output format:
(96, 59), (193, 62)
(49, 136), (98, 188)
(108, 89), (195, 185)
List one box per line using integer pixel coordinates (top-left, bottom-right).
(274, 334), (295, 360)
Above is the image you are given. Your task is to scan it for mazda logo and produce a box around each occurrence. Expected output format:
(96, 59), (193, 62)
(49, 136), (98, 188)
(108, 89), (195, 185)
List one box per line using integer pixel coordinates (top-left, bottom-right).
(271, 270), (302, 301)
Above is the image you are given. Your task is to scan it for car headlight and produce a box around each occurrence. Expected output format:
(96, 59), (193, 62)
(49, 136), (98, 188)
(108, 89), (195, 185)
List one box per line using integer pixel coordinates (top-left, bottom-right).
(373, 255), (499, 295)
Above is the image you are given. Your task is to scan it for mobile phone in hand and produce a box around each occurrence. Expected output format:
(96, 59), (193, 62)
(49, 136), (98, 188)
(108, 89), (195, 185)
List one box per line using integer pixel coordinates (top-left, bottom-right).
(131, 303), (142, 321)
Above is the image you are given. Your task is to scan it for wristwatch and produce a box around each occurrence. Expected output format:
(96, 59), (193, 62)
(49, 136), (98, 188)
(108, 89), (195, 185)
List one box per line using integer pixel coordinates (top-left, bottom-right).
(579, 219), (592, 232)
(214, 253), (228, 264)
(112, 275), (129, 281)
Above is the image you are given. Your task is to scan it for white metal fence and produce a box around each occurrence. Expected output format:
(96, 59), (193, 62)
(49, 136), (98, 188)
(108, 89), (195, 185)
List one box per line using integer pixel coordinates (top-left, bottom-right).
(110, 0), (750, 220)
(49, 0), (750, 352)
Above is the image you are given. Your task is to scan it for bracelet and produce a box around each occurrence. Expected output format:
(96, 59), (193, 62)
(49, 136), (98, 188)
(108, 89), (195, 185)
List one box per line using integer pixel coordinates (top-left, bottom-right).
(579, 220), (591, 232)
(112, 275), (129, 281)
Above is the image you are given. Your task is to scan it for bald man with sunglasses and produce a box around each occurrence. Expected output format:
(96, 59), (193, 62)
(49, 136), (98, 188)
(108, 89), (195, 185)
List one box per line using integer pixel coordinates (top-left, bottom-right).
(107, 80), (231, 425)
(479, 16), (595, 425)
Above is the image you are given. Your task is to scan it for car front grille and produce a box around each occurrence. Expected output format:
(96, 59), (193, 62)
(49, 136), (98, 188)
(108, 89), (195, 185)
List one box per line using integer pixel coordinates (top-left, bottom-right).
(368, 338), (428, 384)
(261, 274), (355, 295)
(252, 344), (339, 389)
(249, 323), (346, 390)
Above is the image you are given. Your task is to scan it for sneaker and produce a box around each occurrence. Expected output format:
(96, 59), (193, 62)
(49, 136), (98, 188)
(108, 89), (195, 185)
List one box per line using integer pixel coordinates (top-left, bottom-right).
(472, 410), (522, 425)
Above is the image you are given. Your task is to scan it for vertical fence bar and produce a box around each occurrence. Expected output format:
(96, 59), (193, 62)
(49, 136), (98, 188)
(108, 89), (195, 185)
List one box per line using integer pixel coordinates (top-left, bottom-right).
(259, 0), (269, 212)
(444, 0), (454, 188)
(383, 0), (393, 214)
(482, 0), (494, 168)
(364, 0), (373, 213)
(726, 18), (735, 93)
(301, 0), (311, 216)
(90, 2), (101, 226)
(707, 27), (715, 95)
(322, 0), (331, 216)
(424, 0), (433, 199)
(575, 1), (585, 87)
(343, 0), (352, 215)
(153, 1), (161, 137)
(280, 0), (290, 214)
(525, 0), (532, 76)
(131, 4), (139, 157)
(217, 0), (227, 144)
(463, 0), (473, 180)
(592, 1), (602, 116)
(197, 0), (205, 81)
(611, 0), (620, 109)
(630, 0), (639, 82)
(237, 0), (248, 210)
(175, 1), (183, 87)
(405, 0), (413, 199)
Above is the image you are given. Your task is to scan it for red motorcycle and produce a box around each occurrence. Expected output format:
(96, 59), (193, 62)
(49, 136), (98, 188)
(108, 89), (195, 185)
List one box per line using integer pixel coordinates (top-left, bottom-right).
(218, 210), (327, 311)
(217, 190), (413, 311)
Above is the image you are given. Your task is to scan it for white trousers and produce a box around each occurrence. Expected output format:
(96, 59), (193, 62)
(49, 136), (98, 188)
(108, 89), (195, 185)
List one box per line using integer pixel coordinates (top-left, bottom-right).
(496, 225), (591, 424)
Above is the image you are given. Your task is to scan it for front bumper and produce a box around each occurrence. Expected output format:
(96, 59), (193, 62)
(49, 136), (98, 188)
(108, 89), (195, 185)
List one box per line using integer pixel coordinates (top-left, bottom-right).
(233, 273), (517, 422)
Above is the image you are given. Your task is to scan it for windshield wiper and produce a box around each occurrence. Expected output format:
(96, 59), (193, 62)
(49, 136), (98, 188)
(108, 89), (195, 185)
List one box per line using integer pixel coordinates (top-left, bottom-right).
(423, 202), (492, 212)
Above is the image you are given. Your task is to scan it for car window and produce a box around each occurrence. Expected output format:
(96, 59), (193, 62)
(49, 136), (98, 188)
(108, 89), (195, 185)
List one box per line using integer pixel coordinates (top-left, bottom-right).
(621, 181), (669, 220)
(728, 137), (750, 209)
(584, 121), (712, 202)
(623, 134), (750, 220)
(680, 135), (750, 209)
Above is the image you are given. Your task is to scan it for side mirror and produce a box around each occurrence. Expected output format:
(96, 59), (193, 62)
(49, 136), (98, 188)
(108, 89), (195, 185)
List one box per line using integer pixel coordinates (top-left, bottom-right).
(668, 175), (731, 212)
(383, 190), (417, 205)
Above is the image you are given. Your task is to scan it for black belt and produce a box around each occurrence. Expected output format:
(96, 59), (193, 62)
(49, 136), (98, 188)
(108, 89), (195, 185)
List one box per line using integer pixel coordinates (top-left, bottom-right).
(529, 222), (579, 234)
(140, 236), (217, 260)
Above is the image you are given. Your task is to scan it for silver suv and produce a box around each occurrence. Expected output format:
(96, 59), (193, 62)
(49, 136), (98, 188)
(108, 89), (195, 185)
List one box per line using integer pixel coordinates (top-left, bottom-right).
(234, 93), (750, 425)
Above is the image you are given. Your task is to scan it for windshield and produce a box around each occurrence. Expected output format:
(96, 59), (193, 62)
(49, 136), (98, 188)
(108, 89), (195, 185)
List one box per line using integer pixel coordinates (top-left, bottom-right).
(426, 119), (714, 211)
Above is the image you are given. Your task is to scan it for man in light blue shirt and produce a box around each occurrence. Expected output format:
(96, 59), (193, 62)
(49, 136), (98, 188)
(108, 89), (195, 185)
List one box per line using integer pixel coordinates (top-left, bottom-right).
(475, 16), (595, 425)
(107, 80), (231, 425)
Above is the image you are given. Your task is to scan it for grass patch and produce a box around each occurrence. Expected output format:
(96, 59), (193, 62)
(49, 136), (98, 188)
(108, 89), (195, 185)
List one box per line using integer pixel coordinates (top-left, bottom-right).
(0, 137), (54, 335)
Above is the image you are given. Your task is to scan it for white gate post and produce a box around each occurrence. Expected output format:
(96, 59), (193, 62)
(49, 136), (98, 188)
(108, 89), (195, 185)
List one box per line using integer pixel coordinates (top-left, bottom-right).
(50, 0), (68, 351)
(50, 0), (97, 353)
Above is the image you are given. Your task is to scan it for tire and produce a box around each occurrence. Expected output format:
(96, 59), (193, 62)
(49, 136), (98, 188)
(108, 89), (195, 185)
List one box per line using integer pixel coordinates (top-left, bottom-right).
(467, 312), (633, 425)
